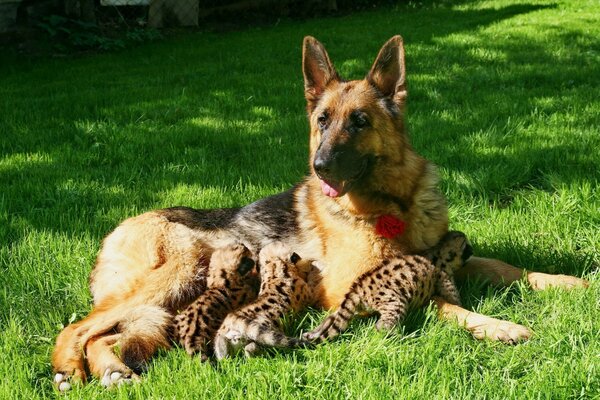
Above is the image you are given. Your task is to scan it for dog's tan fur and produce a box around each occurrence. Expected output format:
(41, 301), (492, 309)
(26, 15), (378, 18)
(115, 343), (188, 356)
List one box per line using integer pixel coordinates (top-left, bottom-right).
(51, 35), (588, 390)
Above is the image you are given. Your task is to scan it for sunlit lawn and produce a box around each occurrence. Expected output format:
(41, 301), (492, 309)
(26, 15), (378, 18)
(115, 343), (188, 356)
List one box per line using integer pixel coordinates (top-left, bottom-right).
(1, 0), (598, 398)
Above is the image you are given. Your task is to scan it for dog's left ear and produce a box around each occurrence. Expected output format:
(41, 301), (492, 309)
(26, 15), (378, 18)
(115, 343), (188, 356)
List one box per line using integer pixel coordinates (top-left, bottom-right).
(367, 35), (407, 105)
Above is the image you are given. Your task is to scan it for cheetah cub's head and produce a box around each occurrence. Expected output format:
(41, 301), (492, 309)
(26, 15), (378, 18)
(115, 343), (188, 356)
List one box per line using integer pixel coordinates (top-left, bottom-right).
(258, 242), (311, 282)
(433, 231), (473, 273)
(207, 242), (258, 289)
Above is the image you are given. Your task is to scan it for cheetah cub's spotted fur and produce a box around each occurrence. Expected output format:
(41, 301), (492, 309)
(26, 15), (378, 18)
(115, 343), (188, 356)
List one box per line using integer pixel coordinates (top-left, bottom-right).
(173, 243), (258, 361)
(213, 242), (313, 359)
(304, 231), (472, 343)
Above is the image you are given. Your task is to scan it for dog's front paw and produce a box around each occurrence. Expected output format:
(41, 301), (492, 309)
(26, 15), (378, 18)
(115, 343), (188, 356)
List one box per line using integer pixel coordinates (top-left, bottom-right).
(528, 272), (589, 291)
(100, 368), (139, 388)
(470, 318), (532, 344)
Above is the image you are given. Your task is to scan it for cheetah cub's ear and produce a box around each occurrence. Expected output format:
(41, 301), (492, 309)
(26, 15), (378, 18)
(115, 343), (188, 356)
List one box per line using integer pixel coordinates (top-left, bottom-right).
(258, 243), (308, 270)
(258, 241), (292, 265)
(258, 242), (314, 282)
(290, 252), (301, 264)
(288, 251), (316, 282)
(237, 257), (256, 276)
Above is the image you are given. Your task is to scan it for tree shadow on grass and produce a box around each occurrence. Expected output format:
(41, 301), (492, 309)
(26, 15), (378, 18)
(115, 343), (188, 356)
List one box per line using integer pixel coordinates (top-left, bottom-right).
(1, 0), (597, 324)
(0, 1), (575, 242)
(407, 25), (600, 198)
(0, 90), (308, 243)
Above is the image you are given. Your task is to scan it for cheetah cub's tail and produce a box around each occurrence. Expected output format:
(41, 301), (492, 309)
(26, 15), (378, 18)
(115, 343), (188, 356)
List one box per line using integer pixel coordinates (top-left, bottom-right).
(302, 291), (362, 344)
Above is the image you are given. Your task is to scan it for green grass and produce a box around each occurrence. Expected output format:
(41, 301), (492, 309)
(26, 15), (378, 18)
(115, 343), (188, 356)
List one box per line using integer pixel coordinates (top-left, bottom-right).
(1, 0), (599, 398)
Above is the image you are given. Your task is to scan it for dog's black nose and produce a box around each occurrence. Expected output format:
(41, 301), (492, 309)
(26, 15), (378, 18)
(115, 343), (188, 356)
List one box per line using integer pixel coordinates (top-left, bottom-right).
(313, 155), (331, 176)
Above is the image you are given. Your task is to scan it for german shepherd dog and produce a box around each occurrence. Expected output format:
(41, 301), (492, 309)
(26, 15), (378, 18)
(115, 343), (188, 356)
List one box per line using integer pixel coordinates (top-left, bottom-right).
(51, 36), (588, 390)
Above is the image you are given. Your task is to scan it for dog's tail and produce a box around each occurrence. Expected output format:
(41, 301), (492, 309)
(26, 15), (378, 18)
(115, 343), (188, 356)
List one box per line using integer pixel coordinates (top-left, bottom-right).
(118, 305), (172, 373)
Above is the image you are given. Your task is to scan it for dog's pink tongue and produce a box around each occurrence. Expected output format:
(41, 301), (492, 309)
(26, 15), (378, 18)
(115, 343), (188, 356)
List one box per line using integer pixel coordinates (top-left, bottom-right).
(320, 179), (343, 198)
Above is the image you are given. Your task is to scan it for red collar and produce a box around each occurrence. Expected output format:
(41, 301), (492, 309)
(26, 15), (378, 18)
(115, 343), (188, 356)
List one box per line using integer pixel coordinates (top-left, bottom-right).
(375, 214), (406, 239)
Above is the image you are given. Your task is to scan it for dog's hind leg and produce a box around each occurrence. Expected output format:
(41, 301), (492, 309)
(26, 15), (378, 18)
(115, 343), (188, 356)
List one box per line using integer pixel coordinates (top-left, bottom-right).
(456, 256), (588, 290)
(51, 302), (168, 390)
(51, 321), (88, 391)
(79, 304), (171, 387)
(86, 333), (140, 388)
(52, 306), (126, 391)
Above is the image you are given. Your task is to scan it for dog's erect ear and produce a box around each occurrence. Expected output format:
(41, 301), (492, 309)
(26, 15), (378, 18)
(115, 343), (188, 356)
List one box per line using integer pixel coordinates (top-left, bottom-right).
(303, 36), (339, 108)
(367, 35), (407, 104)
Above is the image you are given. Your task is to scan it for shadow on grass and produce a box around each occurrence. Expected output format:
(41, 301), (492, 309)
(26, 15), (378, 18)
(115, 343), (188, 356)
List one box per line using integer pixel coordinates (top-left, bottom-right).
(1, 1), (597, 279)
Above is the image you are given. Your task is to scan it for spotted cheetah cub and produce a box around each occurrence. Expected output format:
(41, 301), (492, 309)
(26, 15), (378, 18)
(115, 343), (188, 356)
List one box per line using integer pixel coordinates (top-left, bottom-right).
(213, 242), (313, 359)
(304, 231), (472, 343)
(173, 243), (259, 361)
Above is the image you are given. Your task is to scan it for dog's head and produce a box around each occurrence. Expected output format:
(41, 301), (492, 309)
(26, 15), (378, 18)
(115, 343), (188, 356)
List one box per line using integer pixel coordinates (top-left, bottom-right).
(303, 36), (410, 198)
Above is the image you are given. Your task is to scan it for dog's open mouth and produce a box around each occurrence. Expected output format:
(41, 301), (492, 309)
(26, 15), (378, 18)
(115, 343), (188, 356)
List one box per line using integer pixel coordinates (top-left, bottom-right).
(319, 179), (345, 198)
(318, 158), (371, 198)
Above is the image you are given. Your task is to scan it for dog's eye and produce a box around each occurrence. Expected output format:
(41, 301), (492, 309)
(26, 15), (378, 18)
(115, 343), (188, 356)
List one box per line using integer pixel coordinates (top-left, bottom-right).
(350, 111), (369, 130)
(317, 113), (329, 130)
(354, 116), (368, 128)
